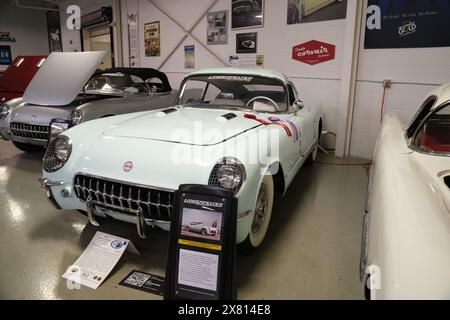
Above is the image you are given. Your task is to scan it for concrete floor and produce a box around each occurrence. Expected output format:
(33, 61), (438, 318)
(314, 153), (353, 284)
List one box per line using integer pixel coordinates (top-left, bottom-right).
(0, 139), (368, 300)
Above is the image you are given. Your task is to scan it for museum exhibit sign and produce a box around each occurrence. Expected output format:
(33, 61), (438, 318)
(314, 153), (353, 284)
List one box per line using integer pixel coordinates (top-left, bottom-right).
(165, 185), (237, 300)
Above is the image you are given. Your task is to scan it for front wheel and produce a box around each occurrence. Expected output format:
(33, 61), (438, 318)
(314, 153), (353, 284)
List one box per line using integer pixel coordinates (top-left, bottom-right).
(238, 175), (274, 254)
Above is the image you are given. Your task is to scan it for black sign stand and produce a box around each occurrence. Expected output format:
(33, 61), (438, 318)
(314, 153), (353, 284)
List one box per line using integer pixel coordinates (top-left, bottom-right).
(164, 184), (237, 300)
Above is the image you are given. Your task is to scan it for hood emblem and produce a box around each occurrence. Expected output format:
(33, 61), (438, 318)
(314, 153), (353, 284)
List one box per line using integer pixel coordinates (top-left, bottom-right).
(123, 161), (133, 172)
(32, 113), (37, 119)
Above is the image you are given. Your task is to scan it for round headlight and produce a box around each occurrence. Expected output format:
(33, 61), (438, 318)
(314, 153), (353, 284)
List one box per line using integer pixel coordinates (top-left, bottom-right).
(209, 158), (246, 194)
(0, 104), (10, 121)
(43, 135), (72, 172)
(55, 138), (70, 162)
(70, 109), (83, 126)
(217, 164), (243, 189)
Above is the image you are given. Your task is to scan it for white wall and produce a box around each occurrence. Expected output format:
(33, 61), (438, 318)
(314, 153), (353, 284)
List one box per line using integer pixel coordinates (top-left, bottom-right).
(121, 0), (350, 149)
(350, 0), (450, 159)
(0, 2), (49, 71)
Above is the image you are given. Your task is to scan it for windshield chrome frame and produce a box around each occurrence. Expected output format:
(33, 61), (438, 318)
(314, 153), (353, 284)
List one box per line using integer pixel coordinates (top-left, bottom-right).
(175, 74), (292, 114)
(407, 100), (450, 158)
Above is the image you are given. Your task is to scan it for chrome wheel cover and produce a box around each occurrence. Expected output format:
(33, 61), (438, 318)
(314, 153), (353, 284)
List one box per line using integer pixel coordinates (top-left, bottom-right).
(251, 183), (268, 234)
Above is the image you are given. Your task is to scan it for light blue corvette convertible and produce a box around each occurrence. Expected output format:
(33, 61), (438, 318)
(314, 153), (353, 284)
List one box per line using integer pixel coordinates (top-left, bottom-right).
(39, 68), (323, 252)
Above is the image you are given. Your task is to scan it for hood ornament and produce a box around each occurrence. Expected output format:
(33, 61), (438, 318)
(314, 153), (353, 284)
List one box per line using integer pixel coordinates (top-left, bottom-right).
(31, 113), (37, 119)
(123, 161), (133, 172)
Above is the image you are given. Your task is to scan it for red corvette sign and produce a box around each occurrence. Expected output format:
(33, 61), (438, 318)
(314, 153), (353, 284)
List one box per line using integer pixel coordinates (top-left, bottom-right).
(292, 40), (335, 65)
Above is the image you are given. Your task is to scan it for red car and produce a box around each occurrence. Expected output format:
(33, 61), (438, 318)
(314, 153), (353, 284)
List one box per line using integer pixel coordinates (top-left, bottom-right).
(0, 55), (47, 103)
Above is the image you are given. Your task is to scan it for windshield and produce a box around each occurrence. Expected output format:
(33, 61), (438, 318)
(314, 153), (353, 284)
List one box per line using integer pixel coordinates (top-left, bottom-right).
(84, 72), (150, 95)
(176, 75), (288, 113)
(412, 103), (450, 154)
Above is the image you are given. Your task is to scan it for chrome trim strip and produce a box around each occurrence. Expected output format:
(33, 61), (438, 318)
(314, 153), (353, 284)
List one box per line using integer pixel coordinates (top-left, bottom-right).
(90, 203), (171, 225)
(75, 172), (176, 193)
(359, 212), (370, 282)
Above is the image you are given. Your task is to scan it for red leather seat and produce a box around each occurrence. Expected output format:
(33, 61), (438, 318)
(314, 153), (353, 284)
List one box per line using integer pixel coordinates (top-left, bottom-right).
(417, 126), (450, 152)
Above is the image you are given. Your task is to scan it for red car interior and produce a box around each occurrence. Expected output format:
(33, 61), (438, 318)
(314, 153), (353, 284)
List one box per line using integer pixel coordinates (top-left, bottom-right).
(415, 120), (450, 153)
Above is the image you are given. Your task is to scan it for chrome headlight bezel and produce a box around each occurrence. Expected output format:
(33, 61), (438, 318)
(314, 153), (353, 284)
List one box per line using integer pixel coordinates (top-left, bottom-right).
(49, 119), (70, 142)
(0, 104), (10, 121)
(208, 157), (246, 195)
(70, 109), (83, 126)
(43, 135), (72, 173)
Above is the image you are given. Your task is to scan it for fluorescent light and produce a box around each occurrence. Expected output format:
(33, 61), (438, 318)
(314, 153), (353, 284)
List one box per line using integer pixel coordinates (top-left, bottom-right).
(15, 58), (25, 67)
(36, 58), (46, 68)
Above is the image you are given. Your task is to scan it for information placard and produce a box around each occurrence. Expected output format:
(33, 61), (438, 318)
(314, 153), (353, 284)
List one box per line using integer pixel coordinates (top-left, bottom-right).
(165, 185), (237, 300)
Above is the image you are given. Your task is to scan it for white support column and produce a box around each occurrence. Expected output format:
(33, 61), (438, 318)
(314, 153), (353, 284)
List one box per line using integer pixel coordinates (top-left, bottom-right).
(335, 0), (363, 157)
(112, 0), (123, 67)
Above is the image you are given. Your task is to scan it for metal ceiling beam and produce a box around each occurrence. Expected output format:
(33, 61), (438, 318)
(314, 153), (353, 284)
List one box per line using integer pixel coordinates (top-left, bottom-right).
(146, 0), (227, 70)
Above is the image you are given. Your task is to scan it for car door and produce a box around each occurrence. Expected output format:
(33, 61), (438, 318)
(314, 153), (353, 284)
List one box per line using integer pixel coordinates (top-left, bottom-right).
(287, 82), (315, 157)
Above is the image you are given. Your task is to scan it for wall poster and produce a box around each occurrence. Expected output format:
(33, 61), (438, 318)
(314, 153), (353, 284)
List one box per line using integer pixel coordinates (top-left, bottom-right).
(46, 11), (62, 52)
(144, 21), (161, 57)
(365, 0), (450, 49)
(207, 10), (228, 45)
(184, 45), (195, 69)
(287, 0), (347, 25)
(232, 0), (264, 29)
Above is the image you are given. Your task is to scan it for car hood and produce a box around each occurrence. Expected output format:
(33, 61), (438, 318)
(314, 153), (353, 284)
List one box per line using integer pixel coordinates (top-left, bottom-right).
(10, 104), (74, 125)
(23, 51), (106, 106)
(103, 107), (261, 146)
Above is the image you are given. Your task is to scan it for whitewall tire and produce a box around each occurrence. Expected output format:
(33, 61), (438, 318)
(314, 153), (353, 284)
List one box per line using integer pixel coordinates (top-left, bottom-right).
(239, 175), (274, 254)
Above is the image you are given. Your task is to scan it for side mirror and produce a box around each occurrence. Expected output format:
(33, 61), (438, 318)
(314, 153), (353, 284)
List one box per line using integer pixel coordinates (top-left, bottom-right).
(294, 100), (304, 111)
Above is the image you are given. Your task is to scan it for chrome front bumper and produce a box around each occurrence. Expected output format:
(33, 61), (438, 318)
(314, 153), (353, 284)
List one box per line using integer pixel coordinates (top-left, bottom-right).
(38, 177), (65, 209)
(39, 176), (252, 241)
(10, 135), (48, 146)
(38, 176), (162, 239)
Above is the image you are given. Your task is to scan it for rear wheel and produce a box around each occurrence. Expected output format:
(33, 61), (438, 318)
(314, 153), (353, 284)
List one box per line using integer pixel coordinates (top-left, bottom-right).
(238, 175), (274, 254)
(13, 142), (44, 153)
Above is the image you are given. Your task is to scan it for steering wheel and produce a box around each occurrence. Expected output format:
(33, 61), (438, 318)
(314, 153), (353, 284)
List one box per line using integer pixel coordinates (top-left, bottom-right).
(245, 96), (280, 112)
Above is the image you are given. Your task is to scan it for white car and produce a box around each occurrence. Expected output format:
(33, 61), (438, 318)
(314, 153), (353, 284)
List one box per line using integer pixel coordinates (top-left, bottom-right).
(361, 84), (450, 299)
(187, 222), (218, 236)
(39, 68), (323, 253)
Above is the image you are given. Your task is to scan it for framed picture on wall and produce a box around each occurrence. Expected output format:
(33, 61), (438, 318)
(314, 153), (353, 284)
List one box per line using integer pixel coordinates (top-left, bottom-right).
(236, 32), (257, 53)
(207, 10), (228, 45)
(231, 0), (264, 29)
(144, 21), (161, 57)
(287, 0), (347, 25)
(0, 46), (12, 65)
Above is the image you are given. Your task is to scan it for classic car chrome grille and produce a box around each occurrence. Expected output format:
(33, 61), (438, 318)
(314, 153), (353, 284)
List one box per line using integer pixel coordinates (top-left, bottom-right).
(10, 122), (49, 140)
(73, 174), (173, 222)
